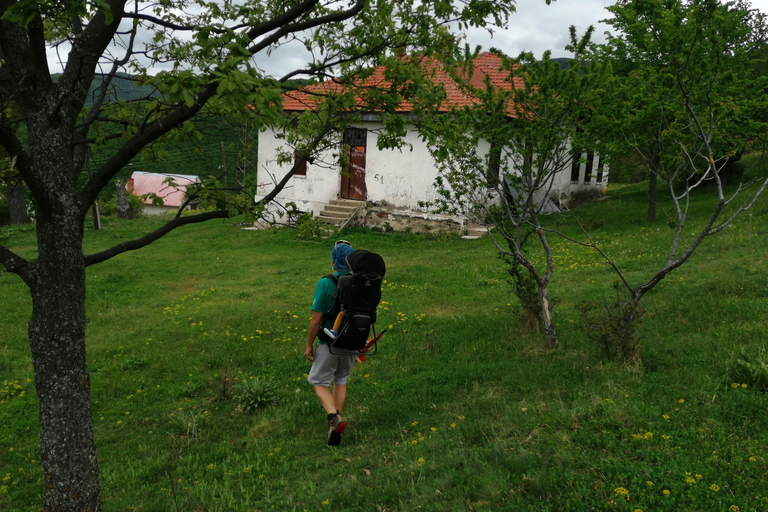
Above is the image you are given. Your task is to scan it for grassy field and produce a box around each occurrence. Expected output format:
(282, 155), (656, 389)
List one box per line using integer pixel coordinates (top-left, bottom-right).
(2, 158), (768, 511)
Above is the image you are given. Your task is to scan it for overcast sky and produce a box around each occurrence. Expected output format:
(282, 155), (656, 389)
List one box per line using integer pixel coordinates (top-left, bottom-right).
(46, 0), (768, 78)
(254, 0), (768, 79)
(467, 0), (768, 59)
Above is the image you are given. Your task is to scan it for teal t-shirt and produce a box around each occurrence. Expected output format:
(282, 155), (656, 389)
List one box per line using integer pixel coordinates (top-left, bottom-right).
(311, 272), (349, 332)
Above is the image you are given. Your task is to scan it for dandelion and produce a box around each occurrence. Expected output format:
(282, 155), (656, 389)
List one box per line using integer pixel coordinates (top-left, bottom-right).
(710, 484), (720, 492)
(748, 457), (756, 462)
(430, 427), (437, 432)
(663, 490), (671, 496)
(732, 383), (740, 388)
(646, 481), (653, 486)
(741, 383), (748, 388)
(614, 487), (629, 496)
(322, 499), (330, 505)
(417, 457), (425, 464)
(450, 423), (457, 428)
(729, 506), (740, 512)
(686, 477), (696, 484)
(678, 399), (685, 403)
(662, 414), (670, 420)
(206, 464), (214, 470)
(458, 415), (465, 420)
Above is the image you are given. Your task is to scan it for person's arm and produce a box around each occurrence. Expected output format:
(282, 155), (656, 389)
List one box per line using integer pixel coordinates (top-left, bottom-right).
(305, 310), (324, 361)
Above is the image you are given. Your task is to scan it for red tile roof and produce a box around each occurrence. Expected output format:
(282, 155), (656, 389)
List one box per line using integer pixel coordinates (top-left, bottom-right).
(281, 52), (523, 117)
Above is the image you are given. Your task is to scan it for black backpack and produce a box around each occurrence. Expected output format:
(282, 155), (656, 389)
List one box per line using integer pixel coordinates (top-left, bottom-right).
(319, 249), (386, 353)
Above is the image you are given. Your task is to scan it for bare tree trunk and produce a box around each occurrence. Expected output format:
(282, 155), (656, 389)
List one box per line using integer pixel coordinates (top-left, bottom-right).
(539, 283), (558, 349)
(9, 175), (30, 224)
(116, 180), (132, 219)
(647, 169), (658, 223)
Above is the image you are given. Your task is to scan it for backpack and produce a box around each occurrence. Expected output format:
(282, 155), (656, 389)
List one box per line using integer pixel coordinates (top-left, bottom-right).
(319, 249), (386, 353)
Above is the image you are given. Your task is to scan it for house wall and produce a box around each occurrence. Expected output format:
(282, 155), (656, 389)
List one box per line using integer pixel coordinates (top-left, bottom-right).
(256, 121), (446, 216)
(256, 127), (339, 216)
(256, 121), (608, 221)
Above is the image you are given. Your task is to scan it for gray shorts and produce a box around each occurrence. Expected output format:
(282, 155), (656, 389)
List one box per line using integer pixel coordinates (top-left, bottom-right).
(308, 343), (359, 386)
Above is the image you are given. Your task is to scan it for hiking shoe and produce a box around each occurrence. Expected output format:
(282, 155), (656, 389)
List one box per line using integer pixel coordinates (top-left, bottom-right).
(327, 413), (346, 446)
(323, 328), (338, 340)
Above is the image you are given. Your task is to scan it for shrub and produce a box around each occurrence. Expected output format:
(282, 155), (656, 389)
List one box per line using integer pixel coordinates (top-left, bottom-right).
(577, 286), (644, 363)
(233, 376), (280, 413)
(729, 344), (768, 392)
(295, 213), (335, 241)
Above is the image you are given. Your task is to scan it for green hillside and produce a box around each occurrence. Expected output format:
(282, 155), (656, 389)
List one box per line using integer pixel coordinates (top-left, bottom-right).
(1, 154), (767, 511)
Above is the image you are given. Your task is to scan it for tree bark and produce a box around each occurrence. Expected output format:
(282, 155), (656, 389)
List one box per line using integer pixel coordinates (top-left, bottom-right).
(116, 180), (132, 219)
(29, 200), (101, 512)
(647, 169), (657, 223)
(539, 284), (558, 349)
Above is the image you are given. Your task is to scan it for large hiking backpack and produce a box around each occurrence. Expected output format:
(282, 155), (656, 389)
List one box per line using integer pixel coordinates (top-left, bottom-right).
(321, 249), (386, 353)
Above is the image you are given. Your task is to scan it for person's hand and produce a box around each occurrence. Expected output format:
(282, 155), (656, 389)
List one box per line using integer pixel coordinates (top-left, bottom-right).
(305, 343), (315, 362)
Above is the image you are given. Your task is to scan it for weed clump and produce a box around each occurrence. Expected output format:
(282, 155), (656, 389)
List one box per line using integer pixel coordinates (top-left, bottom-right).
(233, 376), (280, 413)
(729, 344), (768, 392)
(577, 287), (643, 363)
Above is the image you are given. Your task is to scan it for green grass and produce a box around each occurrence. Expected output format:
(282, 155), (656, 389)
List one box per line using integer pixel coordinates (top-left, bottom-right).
(2, 158), (768, 511)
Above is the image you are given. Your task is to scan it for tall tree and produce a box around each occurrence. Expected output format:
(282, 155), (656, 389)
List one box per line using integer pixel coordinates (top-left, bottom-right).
(595, 0), (768, 222)
(423, 32), (605, 349)
(576, 0), (768, 360)
(0, 1), (522, 509)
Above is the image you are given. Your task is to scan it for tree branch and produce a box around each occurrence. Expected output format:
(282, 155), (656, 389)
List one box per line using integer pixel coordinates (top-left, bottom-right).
(248, 0), (364, 56)
(0, 244), (32, 285)
(84, 209), (229, 266)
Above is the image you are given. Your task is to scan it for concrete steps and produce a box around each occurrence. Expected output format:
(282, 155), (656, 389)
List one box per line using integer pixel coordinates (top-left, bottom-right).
(461, 224), (489, 239)
(318, 199), (364, 227)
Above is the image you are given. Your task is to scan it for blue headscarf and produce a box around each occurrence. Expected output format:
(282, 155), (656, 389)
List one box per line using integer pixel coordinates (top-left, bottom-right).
(331, 242), (354, 273)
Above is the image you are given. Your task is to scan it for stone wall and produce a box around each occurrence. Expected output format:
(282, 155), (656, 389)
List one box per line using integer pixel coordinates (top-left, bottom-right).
(360, 203), (466, 233)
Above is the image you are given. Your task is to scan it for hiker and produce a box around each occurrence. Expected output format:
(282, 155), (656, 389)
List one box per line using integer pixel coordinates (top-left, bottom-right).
(305, 240), (358, 446)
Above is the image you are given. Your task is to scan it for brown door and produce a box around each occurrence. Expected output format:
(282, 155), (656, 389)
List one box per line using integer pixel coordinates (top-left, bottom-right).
(341, 128), (367, 200)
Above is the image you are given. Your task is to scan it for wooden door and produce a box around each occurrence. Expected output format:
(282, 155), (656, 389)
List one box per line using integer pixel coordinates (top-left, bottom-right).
(341, 128), (367, 200)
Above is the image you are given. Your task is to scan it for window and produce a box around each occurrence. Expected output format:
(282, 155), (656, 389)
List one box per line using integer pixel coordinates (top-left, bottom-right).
(487, 142), (502, 187)
(570, 151), (582, 184)
(293, 150), (307, 176)
(584, 152), (595, 184)
(596, 157), (607, 184)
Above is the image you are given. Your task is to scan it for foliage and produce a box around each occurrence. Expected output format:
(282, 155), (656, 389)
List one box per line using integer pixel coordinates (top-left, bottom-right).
(730, 344), (768, 392)
(98, 193), (145, 218)
(566, 0), (768, 360)
(577, 285), (645, 363)
(499, 230), (541, 319)
(232, 376), (281, 414)
(590, 0), (768, 221)
(295, 213), (336, 242)
(422, 33), (607, 349)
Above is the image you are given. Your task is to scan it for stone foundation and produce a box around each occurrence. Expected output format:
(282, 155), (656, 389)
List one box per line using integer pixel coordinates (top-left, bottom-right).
(359, 203), (466, 233)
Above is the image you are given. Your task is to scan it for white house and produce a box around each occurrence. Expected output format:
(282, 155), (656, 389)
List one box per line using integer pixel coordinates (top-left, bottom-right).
(256, 53), (607, 231)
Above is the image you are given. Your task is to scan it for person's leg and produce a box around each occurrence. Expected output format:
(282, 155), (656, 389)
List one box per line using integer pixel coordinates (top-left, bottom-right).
(332, 384), (347, 416)
(313, 385), (338, 415)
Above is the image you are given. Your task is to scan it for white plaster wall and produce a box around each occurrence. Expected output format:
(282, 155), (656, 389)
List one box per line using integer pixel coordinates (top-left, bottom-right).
(364, 122), (443, 209)
(255, 122), (608, 218)
(256, 122), (445, 215)
(255, 127), (341, 216)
